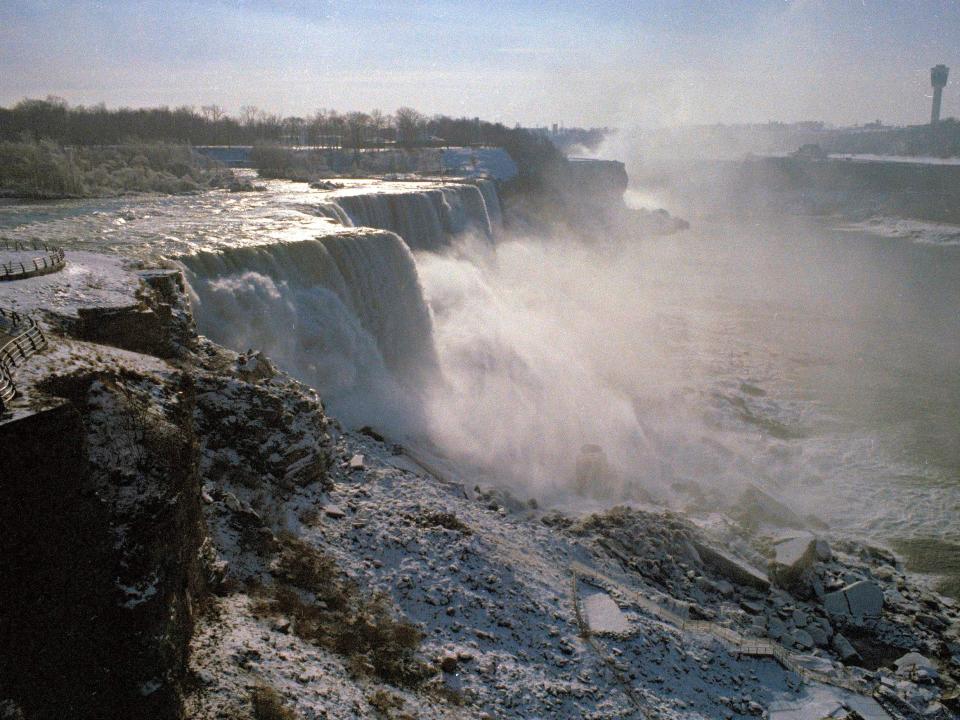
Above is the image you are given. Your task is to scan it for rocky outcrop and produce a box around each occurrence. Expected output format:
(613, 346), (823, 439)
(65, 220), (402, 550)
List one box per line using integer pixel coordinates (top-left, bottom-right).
(74, 269), (195, 358)
(1, 368), (207, 720)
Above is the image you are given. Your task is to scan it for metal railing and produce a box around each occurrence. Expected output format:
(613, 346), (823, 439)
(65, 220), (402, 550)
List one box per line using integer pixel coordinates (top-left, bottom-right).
(1, 239), (66, 281)
(570, 561), (893, 718)
(0, 307), (47, 411)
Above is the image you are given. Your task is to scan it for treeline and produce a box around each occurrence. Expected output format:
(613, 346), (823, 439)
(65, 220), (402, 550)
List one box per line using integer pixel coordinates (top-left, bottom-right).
(0, 97), (566, 190)
(2, 97), (550, 152)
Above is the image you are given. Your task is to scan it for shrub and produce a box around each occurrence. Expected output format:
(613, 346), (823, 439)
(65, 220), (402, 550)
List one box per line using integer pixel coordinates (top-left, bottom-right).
(249, 684), (299, 720)
(255, 537), (434, 688)
(417, 511), (472, 535)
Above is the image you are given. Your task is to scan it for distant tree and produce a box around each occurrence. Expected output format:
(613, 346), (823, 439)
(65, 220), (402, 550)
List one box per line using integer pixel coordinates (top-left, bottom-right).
(369, 109), (385, 147)
(238, 105), (261, 126)
(395, 107), (425, 147)
(345, 111), (371, 148)
(200, 104), (226, 122)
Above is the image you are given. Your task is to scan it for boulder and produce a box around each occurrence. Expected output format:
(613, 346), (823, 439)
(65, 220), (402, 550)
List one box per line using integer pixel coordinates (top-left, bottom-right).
(768, 534), (826, 598)
(831, 633), (861, 662)
(693, 541), (770, 592)
(236, 351), (274, 381)
(767, 616), (787, 641)
(574, 444), (615, 498)
(583, 591), (631, 636)
(439, 652), (459, 674)
(823, 580), (884, 621)
(807, 623), (830, 648)
(894, 652), (937, 679)
(790, 629), (814, 650)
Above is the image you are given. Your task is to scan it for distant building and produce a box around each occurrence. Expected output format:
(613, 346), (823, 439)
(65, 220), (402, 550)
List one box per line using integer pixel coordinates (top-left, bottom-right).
(931, 65), (949, 125)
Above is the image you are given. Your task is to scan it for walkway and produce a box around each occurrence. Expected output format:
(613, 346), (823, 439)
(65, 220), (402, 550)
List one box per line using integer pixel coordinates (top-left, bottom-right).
(0, 308), (47, 410)
(1, 239), (65, 281)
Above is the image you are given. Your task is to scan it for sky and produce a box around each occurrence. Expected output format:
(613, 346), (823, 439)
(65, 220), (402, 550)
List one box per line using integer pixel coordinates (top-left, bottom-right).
(1, 0), (959, 128)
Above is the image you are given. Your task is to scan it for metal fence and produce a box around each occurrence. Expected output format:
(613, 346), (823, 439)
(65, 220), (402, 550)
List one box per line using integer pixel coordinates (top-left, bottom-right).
(0, 307), (47, 411)
(1, 239), (66, 281)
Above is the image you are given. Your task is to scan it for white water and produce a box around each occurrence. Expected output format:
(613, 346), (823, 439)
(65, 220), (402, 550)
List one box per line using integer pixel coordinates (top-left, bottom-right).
(329, 182), (495, 251)
(4, 177), (957, 561)
(181, 230), (436, 431)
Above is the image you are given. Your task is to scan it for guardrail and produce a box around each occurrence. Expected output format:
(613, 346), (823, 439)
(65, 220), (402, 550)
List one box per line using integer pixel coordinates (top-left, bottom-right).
(0, 307), (47, 412)
(570, 561), (894, 718)
(1, 239), (66, 281)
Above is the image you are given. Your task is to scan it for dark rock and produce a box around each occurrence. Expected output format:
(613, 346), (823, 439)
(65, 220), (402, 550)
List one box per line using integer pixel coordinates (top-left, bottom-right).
(823, 580), (884, 620)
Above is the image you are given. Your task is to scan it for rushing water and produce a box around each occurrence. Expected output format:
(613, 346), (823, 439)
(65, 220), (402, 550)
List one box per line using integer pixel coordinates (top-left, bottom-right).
(1, 180), (957, 592)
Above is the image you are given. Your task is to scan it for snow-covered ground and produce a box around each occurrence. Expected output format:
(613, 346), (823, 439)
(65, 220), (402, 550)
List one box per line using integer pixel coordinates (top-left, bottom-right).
(0, 250), (141, 315)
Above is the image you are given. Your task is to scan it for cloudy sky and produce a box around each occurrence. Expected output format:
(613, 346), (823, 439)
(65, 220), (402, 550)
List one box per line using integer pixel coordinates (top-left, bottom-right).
(1, 0), (958, 127)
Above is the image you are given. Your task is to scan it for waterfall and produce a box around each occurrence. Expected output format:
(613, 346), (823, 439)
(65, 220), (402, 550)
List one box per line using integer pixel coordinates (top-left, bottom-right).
(331, 183), (495, 250)
(180, 229), (437, 429)
(475, 179), (503, 230)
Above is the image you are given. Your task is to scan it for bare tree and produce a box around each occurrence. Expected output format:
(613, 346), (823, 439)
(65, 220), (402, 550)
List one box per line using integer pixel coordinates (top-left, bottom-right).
(238, 105), (261, 126)
(345, 111), (371, 148)
(395, 107), (424, 148)
(369, 109), (385, 148)
(200, 104), (226, 122)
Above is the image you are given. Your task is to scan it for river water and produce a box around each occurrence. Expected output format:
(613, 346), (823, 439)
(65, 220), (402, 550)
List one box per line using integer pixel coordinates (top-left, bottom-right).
(1, 182), (957, 593)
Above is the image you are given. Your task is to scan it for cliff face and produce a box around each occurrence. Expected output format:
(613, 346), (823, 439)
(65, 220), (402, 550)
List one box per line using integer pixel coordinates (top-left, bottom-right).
(501, 156), (688, 237)
(0, 264), (337, 719)
(0, 272), (206, 719)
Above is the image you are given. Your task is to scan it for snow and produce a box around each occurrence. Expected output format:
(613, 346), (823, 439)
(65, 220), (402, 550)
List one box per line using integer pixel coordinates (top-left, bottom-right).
(0, 250), (141, 316)
(769, 683), (889, 720)
(442, 147), (518, 180)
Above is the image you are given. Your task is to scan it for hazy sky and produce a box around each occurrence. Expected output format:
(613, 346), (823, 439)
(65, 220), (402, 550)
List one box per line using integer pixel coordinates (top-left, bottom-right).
(1, 0), (958, 128)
